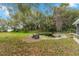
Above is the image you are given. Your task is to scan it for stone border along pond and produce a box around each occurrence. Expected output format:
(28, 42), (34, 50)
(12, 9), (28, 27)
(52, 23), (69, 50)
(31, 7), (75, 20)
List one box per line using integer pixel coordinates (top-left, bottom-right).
(73, 33), (79, 44)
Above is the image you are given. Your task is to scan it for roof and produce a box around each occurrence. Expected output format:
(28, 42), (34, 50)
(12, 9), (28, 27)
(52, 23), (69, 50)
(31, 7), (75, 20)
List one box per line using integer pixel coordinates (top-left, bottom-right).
(73, 19), (79, 25)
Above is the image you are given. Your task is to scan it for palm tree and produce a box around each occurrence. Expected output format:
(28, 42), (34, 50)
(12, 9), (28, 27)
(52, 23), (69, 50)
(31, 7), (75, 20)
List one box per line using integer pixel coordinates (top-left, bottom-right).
(53, 3), (69, 32)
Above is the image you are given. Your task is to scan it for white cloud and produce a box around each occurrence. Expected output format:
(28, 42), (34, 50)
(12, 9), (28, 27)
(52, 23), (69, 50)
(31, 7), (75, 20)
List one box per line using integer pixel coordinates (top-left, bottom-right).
(69, 3), (77, 7)
(2, 6), (7, 10)
(5, 9), (10, 16)
(0, 6), (2, 10)
(0, 5), (10, 17)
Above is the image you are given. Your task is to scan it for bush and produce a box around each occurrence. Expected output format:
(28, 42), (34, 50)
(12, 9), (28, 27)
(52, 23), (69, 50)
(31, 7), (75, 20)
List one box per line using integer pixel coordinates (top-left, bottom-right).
(38, 32), (53, 37)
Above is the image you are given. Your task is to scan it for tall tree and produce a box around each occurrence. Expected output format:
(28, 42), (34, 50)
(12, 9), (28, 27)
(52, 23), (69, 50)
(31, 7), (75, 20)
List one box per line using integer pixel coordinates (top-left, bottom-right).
(53, 3), (69, 32)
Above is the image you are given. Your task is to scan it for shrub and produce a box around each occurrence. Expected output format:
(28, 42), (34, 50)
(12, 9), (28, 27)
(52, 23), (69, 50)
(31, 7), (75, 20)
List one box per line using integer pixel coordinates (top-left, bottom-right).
(38, 32), (53, 37)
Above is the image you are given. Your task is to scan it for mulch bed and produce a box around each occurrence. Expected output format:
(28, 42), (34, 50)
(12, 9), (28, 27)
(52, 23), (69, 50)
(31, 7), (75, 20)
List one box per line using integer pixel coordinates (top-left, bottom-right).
(23, 35), (41, 43)
(23, 33), (68, 43)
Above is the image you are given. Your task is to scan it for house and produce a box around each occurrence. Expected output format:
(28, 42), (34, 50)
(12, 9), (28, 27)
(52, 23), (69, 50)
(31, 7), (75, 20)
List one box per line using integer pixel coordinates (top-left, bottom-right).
(7, 26), (14, 32)
(73, 19), (79, 35)
(0, 20), (23, 32)
(0, 21), (14, 32)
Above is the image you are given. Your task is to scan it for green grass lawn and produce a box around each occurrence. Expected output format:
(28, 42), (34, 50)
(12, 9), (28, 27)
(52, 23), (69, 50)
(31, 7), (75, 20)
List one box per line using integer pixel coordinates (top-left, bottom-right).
(0, 32), (79, 56)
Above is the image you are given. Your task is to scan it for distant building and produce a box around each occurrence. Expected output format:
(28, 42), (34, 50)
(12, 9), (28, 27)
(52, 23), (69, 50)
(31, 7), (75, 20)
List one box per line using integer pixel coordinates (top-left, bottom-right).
(0, 20), (23, 32)
(73, 19), (79, 35)
(7, 26), (13, 32)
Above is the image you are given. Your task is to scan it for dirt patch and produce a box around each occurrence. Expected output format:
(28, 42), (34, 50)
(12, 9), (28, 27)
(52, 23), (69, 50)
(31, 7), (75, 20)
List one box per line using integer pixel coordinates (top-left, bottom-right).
(23, 33), (68, 43)
(23, 35), (40, 43)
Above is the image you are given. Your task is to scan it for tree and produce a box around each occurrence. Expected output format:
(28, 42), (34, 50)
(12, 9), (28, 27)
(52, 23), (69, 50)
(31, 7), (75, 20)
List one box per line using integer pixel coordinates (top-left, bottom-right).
(8, 3), (79, 33)
(53, 3), (69, 32)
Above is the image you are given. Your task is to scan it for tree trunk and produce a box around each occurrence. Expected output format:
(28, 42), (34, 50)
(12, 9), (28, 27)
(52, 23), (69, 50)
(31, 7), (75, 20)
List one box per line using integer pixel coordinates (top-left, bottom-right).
(54, 7), (63, 32)
(55, 17), (63, 32)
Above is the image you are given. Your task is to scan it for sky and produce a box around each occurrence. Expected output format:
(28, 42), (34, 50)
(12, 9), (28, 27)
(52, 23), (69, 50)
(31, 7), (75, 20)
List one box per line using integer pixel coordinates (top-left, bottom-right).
(0, 3), (16, 19)
(0, 3), (79, 19)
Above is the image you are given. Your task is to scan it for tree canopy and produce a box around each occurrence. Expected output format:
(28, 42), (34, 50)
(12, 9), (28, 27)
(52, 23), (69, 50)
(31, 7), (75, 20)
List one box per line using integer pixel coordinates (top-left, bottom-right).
(0, 3), (79, 33)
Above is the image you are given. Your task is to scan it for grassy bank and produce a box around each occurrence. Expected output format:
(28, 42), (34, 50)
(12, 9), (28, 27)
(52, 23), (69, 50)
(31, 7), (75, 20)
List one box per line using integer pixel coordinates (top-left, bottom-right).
(0, 32), (78, 56)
